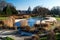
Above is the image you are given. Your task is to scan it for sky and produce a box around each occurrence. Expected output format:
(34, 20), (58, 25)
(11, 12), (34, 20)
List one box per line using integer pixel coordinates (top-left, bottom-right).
(6, 0), (60, 10)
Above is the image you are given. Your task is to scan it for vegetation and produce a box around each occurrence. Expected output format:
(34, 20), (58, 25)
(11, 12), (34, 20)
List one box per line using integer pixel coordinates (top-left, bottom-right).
(0, 17), (8, 20)
(0, 0), (60, 17)
(0, 0), (18, 16)
(27, 6), (31, 14)
(55, 17), (60, 21)
(2, 37), (14, 40)
(40, 33), (60, 40)
(3, 5), (18, 16)
(0, 0), (60, 40)
(50, 6), (60, 17)
(32, 6), (50, 17)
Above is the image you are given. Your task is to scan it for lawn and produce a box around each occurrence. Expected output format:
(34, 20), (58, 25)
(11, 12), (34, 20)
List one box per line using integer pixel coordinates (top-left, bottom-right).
(55, 17), (60, 21)
(40, 33), (60, 40)
(0, 17), (8, 20)
(0, 16), (60, 20)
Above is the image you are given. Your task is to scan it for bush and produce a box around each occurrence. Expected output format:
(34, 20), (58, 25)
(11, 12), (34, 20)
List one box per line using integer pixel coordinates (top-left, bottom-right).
(2, 37), (14, 40)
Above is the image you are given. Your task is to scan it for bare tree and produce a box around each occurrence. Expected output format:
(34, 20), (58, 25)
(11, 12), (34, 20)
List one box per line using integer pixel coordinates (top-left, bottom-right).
(33, 6), (50, 17)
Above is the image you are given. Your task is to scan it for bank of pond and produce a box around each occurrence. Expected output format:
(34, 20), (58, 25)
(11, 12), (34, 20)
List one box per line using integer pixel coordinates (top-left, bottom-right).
(0, 17), (57, 36)
(15, 17), (57, 36)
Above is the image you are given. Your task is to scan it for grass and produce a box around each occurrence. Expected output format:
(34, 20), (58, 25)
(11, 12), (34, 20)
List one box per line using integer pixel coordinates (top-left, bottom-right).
(40, 33), (60, 40)
(0, 16), (60, 20)
(0, 17), (8, 20)
(55, 17), (60, 21)
(40, 37), (47, 40)
(0, 16), (60, 40)
(2, 37), (14, 40)
(56, 33), (60, 40)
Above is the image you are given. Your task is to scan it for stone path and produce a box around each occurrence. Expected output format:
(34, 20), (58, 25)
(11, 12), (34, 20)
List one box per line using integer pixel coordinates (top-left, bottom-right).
(0, 30), (31, 40)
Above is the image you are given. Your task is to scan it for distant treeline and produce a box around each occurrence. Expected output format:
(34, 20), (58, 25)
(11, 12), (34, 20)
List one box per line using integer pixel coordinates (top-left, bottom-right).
(0, 0), (60, 17)
(31, 6), (60, 17)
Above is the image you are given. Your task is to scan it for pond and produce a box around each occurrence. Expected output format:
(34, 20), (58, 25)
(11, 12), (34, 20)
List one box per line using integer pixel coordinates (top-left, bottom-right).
(15, 17), (41, 27)
(14, 17), (57, 36)
(15, 17), (41, 36)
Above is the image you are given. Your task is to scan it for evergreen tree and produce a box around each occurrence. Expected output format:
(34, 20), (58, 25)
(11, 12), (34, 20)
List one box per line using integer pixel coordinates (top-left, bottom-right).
(3, 5), (17, 16)
(27, 6), (31, 14)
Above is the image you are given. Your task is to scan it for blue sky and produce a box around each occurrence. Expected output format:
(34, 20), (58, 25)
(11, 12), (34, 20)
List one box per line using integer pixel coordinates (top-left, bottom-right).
(6, 0), (60, 10)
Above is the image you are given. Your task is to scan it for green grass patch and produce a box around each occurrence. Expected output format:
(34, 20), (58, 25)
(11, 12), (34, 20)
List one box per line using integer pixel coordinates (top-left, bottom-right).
(2, 37), (14, 40)
(40, 33), (60, 40)
(0, 17), (8, 20)
(56, 33), (60, 40)
(40, 37), (47, 40)
(55, 17), (60, 21)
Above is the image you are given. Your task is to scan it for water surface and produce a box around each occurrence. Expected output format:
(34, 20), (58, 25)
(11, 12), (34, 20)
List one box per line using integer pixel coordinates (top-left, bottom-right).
(15, 17), (40, 27)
